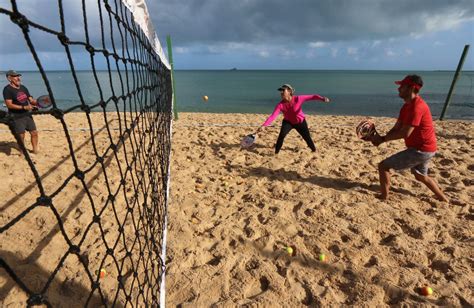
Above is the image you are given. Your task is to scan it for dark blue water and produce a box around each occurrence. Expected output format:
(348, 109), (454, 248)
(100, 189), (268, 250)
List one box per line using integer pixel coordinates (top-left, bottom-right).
(1, 70), (473, 119)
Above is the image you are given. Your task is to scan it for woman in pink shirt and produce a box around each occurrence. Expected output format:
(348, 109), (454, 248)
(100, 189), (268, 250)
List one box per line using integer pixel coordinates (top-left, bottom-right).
(256, 84), (330, 154)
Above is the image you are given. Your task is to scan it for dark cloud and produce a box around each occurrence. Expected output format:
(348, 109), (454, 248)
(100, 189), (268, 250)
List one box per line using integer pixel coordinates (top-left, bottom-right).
(148, 0), (474, 45)
(1, 0), (473, 55)
(0, 0), (130, 54)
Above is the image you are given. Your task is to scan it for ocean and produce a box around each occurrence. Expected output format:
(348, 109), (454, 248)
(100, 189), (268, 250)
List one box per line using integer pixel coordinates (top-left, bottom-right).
(1, 70), (473, 120)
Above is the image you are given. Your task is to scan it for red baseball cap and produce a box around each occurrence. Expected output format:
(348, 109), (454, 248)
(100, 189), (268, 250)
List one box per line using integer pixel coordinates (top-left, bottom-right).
(395, 75), (423, 90)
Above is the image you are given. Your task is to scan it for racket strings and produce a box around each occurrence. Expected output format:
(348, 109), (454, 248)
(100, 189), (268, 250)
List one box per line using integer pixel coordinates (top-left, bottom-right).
(356, 121), (376, 139)
(37, 95), (52, 108)
(359, 123), (374, 136)
(241, 134), (256, 148)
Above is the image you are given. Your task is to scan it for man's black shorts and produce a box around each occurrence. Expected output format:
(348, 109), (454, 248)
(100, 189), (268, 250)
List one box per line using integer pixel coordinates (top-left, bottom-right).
(13, 114), (37, 134)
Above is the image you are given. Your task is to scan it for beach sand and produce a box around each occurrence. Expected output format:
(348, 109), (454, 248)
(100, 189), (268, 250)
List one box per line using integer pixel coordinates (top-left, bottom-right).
(0, 112), (472, 307)
(1, 112), (167, 307)
(166, 113), (473, 307)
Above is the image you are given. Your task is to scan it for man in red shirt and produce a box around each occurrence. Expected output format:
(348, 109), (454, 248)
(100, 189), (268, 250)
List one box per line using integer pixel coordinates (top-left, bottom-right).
(371, 75), (448, 202)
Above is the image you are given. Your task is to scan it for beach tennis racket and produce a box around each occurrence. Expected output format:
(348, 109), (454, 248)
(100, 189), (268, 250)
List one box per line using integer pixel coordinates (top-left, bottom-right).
(356, 119), (377, 141)
(241, 134), (257, 148)
(36, 95), (52, 109)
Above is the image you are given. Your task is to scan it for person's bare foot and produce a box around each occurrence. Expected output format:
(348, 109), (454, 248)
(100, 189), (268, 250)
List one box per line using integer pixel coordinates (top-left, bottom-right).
(375, 194), (388, 200)
(434, 195), (449, 202)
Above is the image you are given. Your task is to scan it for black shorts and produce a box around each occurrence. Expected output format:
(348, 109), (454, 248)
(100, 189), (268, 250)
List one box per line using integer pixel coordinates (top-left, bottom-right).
(13, 114), (37, 134)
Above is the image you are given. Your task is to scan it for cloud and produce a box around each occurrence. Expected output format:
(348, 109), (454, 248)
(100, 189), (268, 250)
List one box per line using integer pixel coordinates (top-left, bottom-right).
(258, 50), (270, 58)
(175, 47), (189, 54)
(0, 0), (133, 54)
(309, 41), (328, 48)
(385, 49), (396, 57)
(347, 47), (358, 55)
(371, 40), (381, 48)
(278, 48), (296, 59)
(1, 0), (473, 70)
(4, 0), (471, 54)
(148, 0), (474, 47)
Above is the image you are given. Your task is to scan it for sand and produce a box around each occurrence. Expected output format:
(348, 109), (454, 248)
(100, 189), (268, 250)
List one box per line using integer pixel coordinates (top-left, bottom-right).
(1, 112), (167, 307)
(166, 113), (473, 307)
(0, 112), (472, 307)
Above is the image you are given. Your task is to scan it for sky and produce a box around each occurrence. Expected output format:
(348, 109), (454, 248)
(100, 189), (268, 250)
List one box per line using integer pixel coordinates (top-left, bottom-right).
(0, 0), (473, 71)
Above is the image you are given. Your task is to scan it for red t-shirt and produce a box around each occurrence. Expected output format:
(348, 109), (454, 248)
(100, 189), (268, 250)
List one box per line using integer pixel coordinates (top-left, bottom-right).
(398, 96), (437, 152)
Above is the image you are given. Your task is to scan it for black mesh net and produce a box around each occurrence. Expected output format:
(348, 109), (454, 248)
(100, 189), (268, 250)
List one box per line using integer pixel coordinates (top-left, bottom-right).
(1, 0), (172, 306)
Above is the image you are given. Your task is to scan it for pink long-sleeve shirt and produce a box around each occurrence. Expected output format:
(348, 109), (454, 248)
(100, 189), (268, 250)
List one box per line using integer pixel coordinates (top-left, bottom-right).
(262, 94), (326, 126)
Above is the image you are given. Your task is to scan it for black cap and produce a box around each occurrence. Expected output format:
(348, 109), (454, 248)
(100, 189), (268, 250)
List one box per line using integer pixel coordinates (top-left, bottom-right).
(277, 84), (295, 93)
(6, 70), (21, 77)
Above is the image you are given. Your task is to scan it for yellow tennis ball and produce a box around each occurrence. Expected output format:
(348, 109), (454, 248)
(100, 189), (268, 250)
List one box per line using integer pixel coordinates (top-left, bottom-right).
(96, 268), (107, 279)
(319, 254), (326, 262)
(421, 286), (433, 296)
(286, 247), (293, 255)
(202, 95), (208, 101)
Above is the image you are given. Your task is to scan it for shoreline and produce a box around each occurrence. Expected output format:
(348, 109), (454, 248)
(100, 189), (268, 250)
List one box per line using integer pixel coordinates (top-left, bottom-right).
(0, 110), (472, 123)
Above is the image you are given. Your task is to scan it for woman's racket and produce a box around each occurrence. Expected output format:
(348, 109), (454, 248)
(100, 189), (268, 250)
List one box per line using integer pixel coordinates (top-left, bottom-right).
(356, 119), (377, 141)
(36, 95), (52, 109)
(241, 134), (257, 148)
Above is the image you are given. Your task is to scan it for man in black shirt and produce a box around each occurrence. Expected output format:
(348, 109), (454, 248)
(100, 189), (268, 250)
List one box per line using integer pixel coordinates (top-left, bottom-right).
(2, 70), (39, 154)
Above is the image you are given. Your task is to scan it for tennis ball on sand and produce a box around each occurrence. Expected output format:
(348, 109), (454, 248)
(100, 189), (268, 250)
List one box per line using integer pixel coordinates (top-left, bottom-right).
(319, 254), (326, 262)
(202, 95), (208, 101)
(420, 286), (433, 296)
(95, 268), (107, 279)
(286, 247), (293, 255)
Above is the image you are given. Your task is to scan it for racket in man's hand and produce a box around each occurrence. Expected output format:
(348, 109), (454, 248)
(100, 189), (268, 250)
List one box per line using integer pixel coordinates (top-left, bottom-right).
(356, 119), (378, 141)
(36, 95), (52, 109)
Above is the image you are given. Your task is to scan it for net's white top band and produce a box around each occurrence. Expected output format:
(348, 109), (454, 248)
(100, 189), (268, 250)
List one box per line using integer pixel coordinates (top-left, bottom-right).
(121, 0), (171, 69)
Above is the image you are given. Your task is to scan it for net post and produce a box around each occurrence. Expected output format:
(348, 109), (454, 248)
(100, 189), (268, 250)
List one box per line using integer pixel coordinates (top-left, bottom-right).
(167, 35), (178, 120)
(439, 44), (470, 121)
